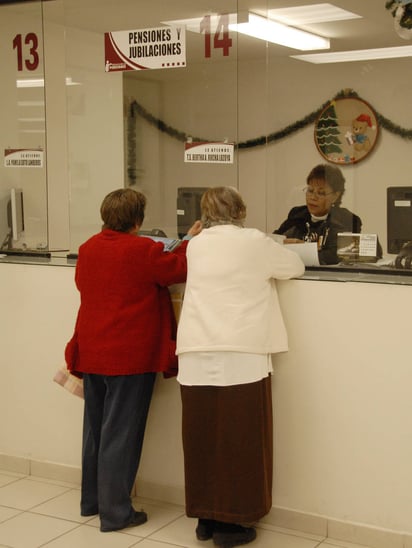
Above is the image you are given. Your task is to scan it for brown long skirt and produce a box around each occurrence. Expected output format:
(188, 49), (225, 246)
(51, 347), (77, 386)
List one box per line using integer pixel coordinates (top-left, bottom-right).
(180, 376), (273, 524)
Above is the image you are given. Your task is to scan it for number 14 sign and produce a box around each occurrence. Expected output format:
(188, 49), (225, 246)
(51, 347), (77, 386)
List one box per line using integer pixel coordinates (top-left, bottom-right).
(200, 14), (232, 57)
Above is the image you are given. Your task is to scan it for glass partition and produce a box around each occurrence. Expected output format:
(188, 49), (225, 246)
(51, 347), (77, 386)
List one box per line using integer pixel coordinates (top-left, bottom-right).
(0, 0), (48, 252)
(60, 0), (243, 249)
(3, 0), (412, 281)
(265, 0), (412, 269)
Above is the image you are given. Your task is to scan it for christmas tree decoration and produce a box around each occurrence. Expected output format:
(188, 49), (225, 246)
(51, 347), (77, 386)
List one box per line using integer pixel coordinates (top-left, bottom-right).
(314, 95), (379, 165)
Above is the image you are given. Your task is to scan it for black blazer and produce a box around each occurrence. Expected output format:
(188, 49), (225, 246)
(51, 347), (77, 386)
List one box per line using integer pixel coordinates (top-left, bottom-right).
(274, 205), (362, 265)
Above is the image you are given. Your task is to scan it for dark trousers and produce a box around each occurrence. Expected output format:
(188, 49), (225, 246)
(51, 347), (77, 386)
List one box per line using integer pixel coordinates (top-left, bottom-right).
(81, 372), (156, 531)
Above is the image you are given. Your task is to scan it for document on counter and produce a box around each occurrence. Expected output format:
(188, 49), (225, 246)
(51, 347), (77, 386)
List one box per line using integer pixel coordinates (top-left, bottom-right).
(283, 242), (320, 267)
(140, 235), (181, 252)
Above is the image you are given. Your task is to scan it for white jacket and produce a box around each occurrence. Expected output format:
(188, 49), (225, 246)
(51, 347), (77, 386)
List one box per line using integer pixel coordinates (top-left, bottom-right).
(176, 225), (305, 355)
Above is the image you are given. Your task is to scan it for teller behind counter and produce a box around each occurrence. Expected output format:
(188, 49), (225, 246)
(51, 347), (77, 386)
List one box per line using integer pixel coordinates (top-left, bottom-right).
(273, 164), (363, 265)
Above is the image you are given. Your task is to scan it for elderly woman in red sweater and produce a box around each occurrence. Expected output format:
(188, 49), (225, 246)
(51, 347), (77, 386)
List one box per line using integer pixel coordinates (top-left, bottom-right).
(66, 188), (200, 533)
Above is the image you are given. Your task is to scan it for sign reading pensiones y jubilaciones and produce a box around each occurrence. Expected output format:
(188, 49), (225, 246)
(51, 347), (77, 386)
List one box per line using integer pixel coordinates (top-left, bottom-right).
(184, 142), (234, 164)
(104, 26), (186, 72)
(4, 148), (43, 168)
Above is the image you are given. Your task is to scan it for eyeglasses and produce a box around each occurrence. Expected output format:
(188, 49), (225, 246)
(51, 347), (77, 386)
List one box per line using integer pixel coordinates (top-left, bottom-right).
(303, 187), (335, 199)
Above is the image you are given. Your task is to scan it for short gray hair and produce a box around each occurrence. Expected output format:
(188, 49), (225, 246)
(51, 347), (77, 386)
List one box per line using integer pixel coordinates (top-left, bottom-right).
(201, 186), (246, 228)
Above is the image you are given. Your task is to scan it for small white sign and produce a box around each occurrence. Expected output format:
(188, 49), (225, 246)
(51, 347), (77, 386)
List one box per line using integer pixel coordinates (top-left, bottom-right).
(4, 148), (43, 168)
(104, 26), (186, 72)
(359, 234), (378, 256)
(184, 142), (234, 164)
(337, 232), (378, 259)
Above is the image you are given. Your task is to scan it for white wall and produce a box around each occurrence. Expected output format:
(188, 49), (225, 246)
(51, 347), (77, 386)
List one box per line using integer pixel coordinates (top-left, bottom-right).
(64, 25), (124, 252)
(275, 279), (412, 534)
(125, 53), (412, 251)
(1, 261), (412, 540)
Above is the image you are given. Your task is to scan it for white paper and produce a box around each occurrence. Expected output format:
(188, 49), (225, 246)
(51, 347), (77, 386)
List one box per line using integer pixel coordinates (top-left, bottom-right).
(284, 242), (320, 267)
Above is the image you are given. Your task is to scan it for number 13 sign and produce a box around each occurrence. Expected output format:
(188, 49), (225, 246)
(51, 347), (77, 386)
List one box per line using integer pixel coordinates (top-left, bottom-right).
(13, 33), (40, 71)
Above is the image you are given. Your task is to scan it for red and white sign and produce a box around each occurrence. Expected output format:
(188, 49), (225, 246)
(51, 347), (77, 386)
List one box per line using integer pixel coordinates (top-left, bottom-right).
(4, 148), (43, 168)
(184, 142), (234, 164)
(104, 26), (186, 72)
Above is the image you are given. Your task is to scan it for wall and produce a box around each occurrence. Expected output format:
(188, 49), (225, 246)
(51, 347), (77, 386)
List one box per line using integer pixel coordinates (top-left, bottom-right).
(125, 49), (412, 252)
(64, 24), (124, 252)
(1, 261), (412, 546)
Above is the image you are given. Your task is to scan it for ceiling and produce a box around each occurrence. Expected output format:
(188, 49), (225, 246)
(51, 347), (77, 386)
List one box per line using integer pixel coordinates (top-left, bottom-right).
(60, 0), (408, 51)
(3, 0), (410, 69)
(4, 0), (408, 49)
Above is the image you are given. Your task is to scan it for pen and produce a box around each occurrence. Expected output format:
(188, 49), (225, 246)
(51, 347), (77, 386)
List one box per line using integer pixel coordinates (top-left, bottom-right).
(322, 227), (330, 247)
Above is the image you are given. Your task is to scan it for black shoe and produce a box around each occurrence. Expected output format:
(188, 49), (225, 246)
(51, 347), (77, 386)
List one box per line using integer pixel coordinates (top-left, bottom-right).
(127, 510), (148, 527)
(80, 508), (98, 517)
(100, 510), (147, 532)
(196, 518), (215, 540)
(213, 523), (256, 547)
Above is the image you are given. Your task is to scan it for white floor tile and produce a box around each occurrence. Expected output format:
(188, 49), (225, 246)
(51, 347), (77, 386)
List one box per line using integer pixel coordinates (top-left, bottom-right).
(0, 469), (378, 548)
(151, 515), (322, 548)
(27, 476), (80, 489)
(118, 499), (185, 537)
(85, 499), (185, 537)
(0, 512), (78, 548)
(0, 478), (70, 510)
(0, 506), (21, 523)
(248, 527), (322, 548)
(320, 541), (372, 548)
(30, 488), (92, 523)
(41, 524), (143, 548)
(132, 540), (187, 548)
(259, 522), (325, 542)
(0, 474), (21, 488)
(149, 514), (209, 547)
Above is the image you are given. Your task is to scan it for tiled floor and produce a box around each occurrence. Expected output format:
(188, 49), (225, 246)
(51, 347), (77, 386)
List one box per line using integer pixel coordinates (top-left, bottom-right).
(0, 469), (373, 548)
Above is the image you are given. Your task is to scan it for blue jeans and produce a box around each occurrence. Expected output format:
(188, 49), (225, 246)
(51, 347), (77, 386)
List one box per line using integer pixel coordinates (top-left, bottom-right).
(81, 372), (156, 531)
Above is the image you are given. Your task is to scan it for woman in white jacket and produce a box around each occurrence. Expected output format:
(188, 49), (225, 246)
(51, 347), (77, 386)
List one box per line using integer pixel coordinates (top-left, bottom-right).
(176, 187), (305, 548)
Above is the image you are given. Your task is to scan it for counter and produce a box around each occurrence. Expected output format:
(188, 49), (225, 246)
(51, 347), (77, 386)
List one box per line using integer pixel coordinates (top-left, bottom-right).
(0, 257), (411, 547)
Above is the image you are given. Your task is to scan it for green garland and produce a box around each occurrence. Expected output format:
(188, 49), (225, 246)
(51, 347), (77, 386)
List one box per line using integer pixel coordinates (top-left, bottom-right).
(129, 88), (412, 152)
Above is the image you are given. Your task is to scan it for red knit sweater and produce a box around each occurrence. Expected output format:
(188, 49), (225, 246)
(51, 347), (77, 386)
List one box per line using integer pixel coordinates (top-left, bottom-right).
(66, 229), (188, 376)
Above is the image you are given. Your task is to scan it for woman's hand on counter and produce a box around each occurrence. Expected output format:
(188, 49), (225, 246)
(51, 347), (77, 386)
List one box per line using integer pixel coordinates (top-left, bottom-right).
(187, 220), (203, 237)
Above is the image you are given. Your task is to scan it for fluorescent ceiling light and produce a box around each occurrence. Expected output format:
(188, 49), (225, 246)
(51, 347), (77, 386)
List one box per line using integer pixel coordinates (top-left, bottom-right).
(229, 13), (330, 51)
(266, 3), (361, 25)
(17, 78), (44, 88)
(18, 101), (44, 107)
(164, 14), (237, 33)
(18, 118), (45, 122)
(17, 77), (80, 88)
(292, 45), (412, 63)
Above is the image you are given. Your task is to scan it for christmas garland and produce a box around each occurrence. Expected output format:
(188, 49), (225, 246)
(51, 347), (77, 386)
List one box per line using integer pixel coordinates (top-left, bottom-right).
(128, 88), (412, 153)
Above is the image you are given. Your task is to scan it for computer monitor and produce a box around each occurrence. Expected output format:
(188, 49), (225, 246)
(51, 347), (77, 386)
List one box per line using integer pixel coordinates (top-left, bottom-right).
(177, 187), (207, 238)
(387, 186), (412, 254)
(8, 188), (25, 241)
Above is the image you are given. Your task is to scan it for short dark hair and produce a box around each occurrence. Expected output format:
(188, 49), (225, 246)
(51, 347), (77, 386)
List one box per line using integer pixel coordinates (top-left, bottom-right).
(201, 186), (246, 228)
(100, 188), (146, 232)
(307, 164), (346, 205)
